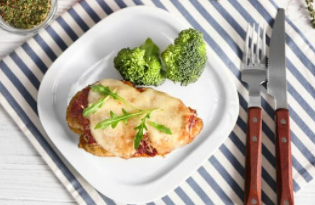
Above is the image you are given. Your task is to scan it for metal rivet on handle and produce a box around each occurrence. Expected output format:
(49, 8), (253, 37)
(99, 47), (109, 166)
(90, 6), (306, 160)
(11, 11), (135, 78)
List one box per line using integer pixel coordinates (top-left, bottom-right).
(284, 200), (289, 205)
(251, 198), (257, 204)
(252, 136), (257, 142)
(253, 117), (258, 123)
(281, 119), (286, 124)
(281, 137), (287, 143)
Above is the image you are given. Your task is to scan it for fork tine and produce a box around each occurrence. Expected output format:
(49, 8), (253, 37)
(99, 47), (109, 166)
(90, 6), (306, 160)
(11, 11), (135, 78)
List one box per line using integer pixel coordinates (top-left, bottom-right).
(242, 24), (250, 67)
(256, 24), (261, 64)
(250, 23), (255, 64)
(261, 24), (266, 64)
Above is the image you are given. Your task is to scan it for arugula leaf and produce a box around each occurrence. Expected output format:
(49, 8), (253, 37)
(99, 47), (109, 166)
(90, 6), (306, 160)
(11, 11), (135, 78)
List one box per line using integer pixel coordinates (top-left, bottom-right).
(91, 85), (140, 110)
(134, 113), (150, 149)
(148, 121), (172, 134)
(94, 108), (156, 130)
(83, 95), (110, 117)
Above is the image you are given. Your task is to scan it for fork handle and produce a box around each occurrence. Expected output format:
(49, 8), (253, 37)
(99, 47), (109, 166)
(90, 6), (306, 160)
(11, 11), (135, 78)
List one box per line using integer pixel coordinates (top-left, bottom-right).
(245, 107), (262, 205)
(275, 109), (294, 205)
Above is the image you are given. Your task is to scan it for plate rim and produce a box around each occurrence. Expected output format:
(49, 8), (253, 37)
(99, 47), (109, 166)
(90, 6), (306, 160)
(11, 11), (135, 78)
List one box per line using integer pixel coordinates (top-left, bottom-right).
(37, 5), (239, 204)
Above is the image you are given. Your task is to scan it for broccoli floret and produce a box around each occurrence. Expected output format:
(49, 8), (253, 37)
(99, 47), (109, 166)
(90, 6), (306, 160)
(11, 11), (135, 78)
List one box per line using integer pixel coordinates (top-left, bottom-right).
(114, 38), (165, 86)
(162, 28), (207, 86)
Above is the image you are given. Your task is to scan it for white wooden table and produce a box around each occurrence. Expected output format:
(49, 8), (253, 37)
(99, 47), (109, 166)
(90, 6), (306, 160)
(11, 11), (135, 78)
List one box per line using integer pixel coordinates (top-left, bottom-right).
(1, 0), (315, 204)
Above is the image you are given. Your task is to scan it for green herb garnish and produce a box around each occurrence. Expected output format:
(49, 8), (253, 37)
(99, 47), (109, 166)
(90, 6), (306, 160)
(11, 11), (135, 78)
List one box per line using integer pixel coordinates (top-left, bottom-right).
(94, 108), (157, 130)
(91, 85), (140, 110)
(134, 113), (151, 149)
(148, 121), (172, 135)
(91, 84), (172, 150)
(83, 95), (110, 117)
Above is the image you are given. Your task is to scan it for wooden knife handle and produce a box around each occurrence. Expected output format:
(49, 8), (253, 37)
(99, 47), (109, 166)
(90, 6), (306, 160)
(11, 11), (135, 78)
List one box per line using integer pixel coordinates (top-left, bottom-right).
(245, 107), (262, 205)
(276, 109), (294, 205)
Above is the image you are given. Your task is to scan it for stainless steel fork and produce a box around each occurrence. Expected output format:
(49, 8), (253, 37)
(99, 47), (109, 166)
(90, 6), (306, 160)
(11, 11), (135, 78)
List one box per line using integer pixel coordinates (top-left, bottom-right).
(241, 24), (267, 205)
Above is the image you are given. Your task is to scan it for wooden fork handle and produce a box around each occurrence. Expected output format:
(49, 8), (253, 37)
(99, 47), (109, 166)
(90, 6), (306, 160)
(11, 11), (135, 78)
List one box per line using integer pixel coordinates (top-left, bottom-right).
(245, 107), (262, 205)
(276, 109), (294, 205)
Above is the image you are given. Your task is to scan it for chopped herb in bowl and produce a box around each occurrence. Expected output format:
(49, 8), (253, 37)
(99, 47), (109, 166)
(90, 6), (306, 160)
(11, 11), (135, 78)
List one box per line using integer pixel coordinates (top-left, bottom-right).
(0, 0), (56, 35)
(0, 0), (51, 29)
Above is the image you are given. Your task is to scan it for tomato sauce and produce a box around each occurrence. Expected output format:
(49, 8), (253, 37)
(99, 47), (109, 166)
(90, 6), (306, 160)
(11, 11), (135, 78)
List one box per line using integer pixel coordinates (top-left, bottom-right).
(188, 108), (197, 130)
(136, 134), (157, 156)
(70, 86), (96, 144)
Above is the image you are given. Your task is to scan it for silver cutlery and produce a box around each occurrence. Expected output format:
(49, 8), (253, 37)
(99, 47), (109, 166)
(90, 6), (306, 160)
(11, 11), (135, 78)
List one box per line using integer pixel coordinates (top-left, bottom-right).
(268, 8), (294, 205)
(241, 23), (267, 205)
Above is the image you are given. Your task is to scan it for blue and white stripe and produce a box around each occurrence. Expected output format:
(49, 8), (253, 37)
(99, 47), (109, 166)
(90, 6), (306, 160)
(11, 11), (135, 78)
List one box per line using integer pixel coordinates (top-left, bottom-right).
(1, 0), (315, 204)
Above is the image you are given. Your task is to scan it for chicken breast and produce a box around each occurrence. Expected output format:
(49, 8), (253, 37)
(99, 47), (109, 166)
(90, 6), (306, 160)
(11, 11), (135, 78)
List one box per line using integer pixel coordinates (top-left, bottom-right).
(66, 79), (203, 159)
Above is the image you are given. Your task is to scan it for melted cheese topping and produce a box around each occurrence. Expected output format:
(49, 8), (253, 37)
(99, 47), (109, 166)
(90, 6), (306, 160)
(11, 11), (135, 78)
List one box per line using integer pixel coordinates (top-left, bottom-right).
(88, 79), (192, 158)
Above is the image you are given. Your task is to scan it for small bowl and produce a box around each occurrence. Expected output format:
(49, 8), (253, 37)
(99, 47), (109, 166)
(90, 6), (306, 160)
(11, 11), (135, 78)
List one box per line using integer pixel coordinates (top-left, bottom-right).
(0, 0), (58, 35)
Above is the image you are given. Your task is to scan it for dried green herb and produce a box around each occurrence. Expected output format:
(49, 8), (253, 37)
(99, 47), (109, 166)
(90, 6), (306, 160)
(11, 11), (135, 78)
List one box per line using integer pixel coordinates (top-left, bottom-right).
(0, 0), (51, 29)
(306, 0), (315, 28)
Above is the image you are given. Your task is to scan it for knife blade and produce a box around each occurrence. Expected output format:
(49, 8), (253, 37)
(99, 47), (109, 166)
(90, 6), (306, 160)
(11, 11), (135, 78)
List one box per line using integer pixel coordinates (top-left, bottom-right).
(268, 9), (287, 109)
(268, 8), (294, 205)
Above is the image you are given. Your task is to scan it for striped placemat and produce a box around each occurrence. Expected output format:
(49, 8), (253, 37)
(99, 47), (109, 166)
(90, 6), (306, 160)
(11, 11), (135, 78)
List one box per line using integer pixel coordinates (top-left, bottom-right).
(1, 0), (315, 204)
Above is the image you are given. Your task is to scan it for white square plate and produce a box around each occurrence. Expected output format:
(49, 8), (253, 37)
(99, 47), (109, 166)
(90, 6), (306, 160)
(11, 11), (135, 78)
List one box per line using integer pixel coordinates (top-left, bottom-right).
(38, 6), (239, 204)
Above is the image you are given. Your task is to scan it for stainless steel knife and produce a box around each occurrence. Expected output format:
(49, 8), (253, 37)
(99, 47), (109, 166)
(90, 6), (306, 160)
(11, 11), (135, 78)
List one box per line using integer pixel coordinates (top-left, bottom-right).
(268, 8), (294, 205)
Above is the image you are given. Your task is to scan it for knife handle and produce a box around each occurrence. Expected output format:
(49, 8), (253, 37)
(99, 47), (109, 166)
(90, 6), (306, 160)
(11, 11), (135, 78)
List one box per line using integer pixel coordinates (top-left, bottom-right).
(275, 109), (294, 205)
(245, 107), (262, 205)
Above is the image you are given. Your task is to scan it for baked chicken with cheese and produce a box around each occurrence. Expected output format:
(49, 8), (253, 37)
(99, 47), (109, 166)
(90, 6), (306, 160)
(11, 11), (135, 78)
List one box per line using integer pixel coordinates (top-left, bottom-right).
(66, 79), (203, 159)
